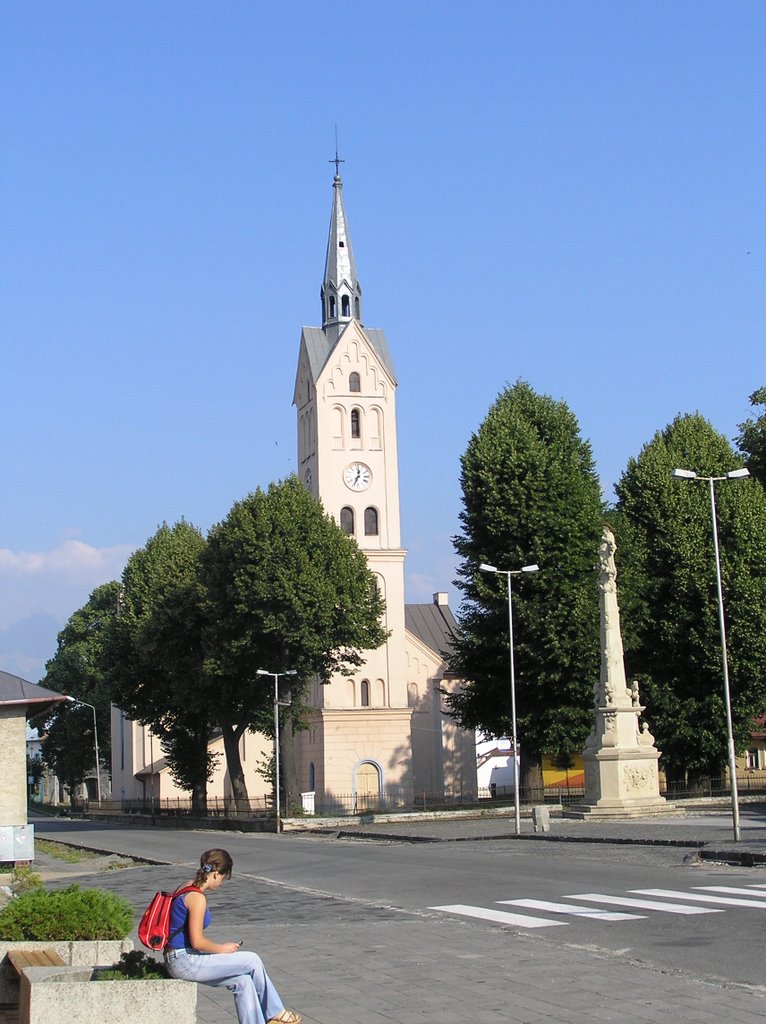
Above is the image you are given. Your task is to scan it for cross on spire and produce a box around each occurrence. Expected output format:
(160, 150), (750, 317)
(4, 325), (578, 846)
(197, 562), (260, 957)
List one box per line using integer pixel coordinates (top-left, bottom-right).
(329, 127), (345, 178)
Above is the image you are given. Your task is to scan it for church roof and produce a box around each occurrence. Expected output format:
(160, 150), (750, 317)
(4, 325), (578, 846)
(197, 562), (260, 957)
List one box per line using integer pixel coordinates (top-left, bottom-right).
(300, 323), (397, 385)
(405, 600), (459, 674)
(0, 670), (69, 715)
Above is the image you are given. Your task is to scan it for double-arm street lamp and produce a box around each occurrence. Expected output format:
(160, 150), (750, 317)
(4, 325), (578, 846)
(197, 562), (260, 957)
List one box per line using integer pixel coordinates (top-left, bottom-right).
(256, 668), (297, 832)
(479, 562), (540, 835)
(672, 466), (750, 842)
(66, 696), (102, 804)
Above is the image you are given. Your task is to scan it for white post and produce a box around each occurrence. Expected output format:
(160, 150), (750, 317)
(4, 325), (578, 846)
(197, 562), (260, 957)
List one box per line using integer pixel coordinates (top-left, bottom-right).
(708, 476), (741, 843)
(479, 563), (539, 836)
(67, 697), (101, 804)
(506, 569), (520, 836)
(672, 467), (749, 843)
(257, 668), (297, 834)
(273, 673), (281, 832)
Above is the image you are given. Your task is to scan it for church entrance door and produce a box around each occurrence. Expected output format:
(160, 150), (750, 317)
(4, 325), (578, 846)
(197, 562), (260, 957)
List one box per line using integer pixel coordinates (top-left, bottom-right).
(355, 762), (381, 811)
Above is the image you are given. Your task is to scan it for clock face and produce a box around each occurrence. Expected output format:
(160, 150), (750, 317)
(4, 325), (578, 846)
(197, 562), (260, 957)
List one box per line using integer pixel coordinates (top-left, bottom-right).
(344, 462), (372, 491)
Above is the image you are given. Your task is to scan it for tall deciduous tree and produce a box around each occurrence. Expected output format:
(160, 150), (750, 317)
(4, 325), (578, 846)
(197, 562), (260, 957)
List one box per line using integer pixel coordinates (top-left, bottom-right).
(38, 581), (121, 799)
(201, 476), (387, 808)
(103, 520), (217, 813)
(614, 413), (766, 781)
(736, 387), (766, 487)
(446, 381), (603, 785)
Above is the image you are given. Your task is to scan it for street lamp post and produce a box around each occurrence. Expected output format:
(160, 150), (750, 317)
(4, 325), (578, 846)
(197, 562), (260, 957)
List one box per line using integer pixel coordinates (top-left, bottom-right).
(256, 669), (297, 832)
(672, 466), (750, 843)
(66, 696), (102, 804)
(479, 561), (540, 835)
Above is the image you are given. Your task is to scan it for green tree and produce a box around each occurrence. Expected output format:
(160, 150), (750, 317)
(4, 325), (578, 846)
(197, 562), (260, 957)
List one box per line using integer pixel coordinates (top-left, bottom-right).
(103, 520), (217, 814)
(446, 381), (603, 785)
(38, 581), (121, 800)
(736, 386), (766, 487)
(614, 413), (766, 782)
(201, 476), (387, 808)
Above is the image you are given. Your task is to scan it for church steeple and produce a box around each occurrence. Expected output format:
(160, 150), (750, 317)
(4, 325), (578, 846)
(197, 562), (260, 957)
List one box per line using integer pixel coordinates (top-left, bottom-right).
(321, 174), (363, 337)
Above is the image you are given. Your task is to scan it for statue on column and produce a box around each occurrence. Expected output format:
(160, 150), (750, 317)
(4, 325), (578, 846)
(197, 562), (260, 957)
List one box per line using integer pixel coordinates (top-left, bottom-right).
(567, 524), (666, 818)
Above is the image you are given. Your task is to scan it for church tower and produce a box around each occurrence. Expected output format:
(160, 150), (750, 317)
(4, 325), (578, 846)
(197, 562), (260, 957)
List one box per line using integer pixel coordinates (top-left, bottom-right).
(293, 173), (412, 803)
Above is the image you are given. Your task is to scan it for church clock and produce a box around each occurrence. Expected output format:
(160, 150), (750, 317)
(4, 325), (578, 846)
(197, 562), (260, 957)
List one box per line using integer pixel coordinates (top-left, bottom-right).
(343, 461), (371, 491)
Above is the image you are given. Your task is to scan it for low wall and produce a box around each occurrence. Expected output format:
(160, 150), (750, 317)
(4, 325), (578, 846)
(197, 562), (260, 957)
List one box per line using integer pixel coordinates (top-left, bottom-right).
(81, 811), (276, 833)
(19, 968), (196, 1024)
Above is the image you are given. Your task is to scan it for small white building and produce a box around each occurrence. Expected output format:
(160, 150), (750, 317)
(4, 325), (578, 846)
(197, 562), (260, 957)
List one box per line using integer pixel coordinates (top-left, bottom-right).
(1, 670), (68, 860)
(476, 734), (518, 793)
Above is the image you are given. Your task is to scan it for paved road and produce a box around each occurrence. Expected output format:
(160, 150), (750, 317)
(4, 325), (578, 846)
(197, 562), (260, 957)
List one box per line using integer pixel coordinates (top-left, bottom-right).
(30, 811), (766, 1023)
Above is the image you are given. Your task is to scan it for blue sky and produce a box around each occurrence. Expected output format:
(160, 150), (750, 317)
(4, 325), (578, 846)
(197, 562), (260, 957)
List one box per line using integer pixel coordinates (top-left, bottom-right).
(2, 1), (764, 682)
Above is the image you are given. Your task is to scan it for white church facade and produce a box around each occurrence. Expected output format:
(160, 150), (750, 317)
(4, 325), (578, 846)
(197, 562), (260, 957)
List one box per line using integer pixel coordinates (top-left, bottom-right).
(111, 173), (477, 811)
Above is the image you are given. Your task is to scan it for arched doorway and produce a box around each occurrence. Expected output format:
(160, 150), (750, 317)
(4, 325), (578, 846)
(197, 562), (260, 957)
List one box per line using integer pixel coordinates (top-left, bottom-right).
(355, 761), (381, 812)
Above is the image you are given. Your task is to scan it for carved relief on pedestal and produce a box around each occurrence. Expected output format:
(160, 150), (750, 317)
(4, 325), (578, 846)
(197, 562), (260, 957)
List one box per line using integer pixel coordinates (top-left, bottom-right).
(602, 711), (617, 747)
(623, 764), (650, 791)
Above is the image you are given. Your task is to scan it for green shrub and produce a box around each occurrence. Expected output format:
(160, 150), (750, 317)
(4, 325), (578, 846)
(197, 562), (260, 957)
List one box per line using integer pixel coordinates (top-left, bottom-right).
(0, 884), (133, 940)
(10, 866), (43, 893)
(94, 950), (168, 980)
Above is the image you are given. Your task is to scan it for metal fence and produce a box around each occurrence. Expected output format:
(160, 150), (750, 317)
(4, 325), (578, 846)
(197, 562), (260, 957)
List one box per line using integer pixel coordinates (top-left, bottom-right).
(78, 795), (274, 818)
(72, 771), (766, 820)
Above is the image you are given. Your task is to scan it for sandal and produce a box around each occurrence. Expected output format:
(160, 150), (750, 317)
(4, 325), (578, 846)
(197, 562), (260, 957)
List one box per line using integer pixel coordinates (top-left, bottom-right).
(269, 1012), (302, 1024)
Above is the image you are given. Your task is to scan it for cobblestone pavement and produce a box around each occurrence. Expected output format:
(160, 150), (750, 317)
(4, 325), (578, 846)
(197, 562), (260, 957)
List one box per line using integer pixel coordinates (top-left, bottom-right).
(5, 807), (766, 1024)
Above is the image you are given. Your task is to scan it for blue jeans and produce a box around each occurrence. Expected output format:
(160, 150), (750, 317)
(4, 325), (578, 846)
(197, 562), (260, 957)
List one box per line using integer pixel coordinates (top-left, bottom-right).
(164, 948), (285, 1024)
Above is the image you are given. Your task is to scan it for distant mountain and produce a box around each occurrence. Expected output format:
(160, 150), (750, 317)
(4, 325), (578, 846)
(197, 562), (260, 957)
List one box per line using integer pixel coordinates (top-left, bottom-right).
(0, 611), (61, 682)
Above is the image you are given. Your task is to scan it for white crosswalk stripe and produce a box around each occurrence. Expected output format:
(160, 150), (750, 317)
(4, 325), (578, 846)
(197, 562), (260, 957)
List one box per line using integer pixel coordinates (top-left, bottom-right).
(692, 886), (766, 899)
(633, 888), (766, 909)
(431, 883), (766, 930)
(498, 898), (643, 921)
(564, 893), (722, 915)
(430, 904), (565, 928)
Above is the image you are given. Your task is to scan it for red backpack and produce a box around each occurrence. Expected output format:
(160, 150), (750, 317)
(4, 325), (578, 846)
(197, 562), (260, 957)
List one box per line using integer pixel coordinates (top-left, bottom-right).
(138, 886), (200, 950)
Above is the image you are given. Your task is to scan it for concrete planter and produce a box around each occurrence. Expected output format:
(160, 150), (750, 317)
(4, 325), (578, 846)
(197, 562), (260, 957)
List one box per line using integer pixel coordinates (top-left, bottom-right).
(18, 967), (196, 1024)
(0, 940), (132, 1003)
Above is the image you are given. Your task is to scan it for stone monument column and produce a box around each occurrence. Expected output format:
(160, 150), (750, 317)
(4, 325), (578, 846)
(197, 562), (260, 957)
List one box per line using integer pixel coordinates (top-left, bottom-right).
(567, 526), (666, 818)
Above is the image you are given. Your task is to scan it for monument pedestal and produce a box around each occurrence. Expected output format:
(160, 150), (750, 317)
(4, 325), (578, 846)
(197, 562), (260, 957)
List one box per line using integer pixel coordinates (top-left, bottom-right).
(566, 701), (668, 818)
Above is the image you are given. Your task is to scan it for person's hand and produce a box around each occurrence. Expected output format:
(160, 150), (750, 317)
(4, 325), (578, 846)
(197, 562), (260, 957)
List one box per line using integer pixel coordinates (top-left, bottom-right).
(220, 941), (242, 954)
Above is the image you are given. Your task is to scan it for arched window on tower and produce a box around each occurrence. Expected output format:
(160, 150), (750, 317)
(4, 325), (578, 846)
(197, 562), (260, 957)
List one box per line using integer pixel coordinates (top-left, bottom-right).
(360, 679), (370, 707)
(350, 408), (361, 439)
(341, 295), (350, 317)
(340, 507), (355, 535)
(329, 295), (336, 318)
(364, 507), (379, 536)
(355, 296), (360, 318)
(349, 372), (360, 393)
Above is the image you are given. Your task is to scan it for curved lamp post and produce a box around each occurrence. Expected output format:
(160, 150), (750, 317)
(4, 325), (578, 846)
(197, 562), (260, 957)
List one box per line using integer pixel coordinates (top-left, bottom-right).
(672, 466), (750, 842)
(479, 562), (540, 835)
(256, 668), (297, 832)
(65, 696), (101, 803)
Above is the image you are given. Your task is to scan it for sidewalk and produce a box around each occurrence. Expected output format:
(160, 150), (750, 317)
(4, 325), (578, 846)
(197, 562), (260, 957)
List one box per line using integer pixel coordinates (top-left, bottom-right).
(304, 802), (766, 865)
(6, 807), (766, 1024)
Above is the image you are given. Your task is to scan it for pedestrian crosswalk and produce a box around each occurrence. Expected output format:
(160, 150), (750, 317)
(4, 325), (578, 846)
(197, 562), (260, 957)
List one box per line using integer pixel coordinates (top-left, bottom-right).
(431, 883), (766, 929)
